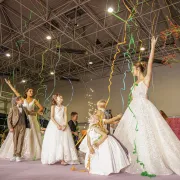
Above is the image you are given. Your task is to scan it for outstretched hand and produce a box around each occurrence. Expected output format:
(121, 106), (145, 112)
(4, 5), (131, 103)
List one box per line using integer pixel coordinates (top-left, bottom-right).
(37, 112), (43, 116)
(5, 79), (11, 85)
(117, 113), (122, 119)
(93, 142), (100, 148)
(151, 36), (158, 47)
(112, 120), (120, 125)
(115, 114), (122, 121)
(89, 146), (95, 154)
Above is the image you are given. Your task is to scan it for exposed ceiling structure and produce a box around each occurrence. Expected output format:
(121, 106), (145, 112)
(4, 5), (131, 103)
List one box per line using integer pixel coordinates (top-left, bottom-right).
(0, 0), (179, 85)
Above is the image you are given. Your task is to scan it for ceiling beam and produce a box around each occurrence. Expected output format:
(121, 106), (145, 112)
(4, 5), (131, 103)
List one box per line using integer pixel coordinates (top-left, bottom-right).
(0, 23), (98, 77)
(14, 0), (120, 75)
(157, 0), (180, 47)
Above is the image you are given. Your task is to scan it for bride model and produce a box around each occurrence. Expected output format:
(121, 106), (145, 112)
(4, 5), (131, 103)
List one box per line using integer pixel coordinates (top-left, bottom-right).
(114, 36), (180, 176)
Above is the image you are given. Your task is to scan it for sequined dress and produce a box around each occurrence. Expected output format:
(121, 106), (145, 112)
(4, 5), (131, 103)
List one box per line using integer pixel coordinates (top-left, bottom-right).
(114, 81), (180, 175)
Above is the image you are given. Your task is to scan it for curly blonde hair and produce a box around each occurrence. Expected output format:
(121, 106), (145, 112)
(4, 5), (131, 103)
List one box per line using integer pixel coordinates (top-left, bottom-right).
(97, 99), (107, 108)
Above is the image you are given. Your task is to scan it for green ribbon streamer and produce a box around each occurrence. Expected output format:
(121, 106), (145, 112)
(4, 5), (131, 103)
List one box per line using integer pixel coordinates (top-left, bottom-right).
(141, 171), (156, 178)
(112, 2), (156, 177)
(112, 12), (126, 23)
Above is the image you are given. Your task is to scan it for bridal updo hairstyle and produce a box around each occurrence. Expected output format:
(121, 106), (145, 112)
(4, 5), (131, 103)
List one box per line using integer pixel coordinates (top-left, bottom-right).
(134, 61), (147, 73)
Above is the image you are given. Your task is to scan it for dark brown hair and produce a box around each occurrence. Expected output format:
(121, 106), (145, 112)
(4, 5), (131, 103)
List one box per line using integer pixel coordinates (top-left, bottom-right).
(71, 112), (78, 117)
(160, 110), (168, 120)
(24, 88), (34, 98)
(51, 93), (62, 105)
(134, 61), (147, 73)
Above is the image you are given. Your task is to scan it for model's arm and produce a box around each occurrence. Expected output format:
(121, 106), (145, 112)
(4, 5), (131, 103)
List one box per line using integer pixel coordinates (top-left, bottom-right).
(144, 36), (158, 87)
(62, 107), (68, 131)
(103, 114), (122, 124)
(5, 79), (22, 98)
(34, 99), (43, 114)
(51, 105), (62, 130)
(93, 126), (108, 148)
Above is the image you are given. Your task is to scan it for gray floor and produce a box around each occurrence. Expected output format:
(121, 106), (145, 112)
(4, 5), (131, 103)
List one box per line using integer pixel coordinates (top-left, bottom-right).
(0, 160), (179, 180)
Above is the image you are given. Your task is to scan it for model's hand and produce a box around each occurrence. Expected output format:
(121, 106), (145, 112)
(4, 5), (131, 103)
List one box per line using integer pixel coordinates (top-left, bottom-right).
(57, 125), (62, 130)
(62, 125), (67, 131)
(117, 113), (122, 119)
(89, 146), (95, 154)
(5, 79), (11, 85)
(10, 128), (14, 132)
(37, 111), (43, 116)
(113, 121), (120, 125)
(93, 142), (100, 148)
(73, 132), (78, 136)
(151, 36), (158, 48)
(114, 114), (122, 121)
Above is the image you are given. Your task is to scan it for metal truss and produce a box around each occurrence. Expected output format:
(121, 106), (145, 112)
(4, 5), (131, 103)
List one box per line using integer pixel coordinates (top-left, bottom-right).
(0, 0), (179, 85)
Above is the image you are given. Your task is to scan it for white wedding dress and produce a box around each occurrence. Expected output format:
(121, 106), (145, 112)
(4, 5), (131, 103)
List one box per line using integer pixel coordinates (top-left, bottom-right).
(41, 106), (79, 165)
(114, 81), (180, 175)
(85, 125), (129, 175)
(0, 99), (42, 160)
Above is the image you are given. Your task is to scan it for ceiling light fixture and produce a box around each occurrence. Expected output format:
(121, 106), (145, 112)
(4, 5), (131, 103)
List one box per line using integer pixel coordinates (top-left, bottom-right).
(5, 53), (11, 57)
(46, 36), (52, 40)
(89, 62), (93, 65)
(140, 47), (145, 51)
(50, 71), (55, 75)
(22, 79), (26, 83)
(108, 7), (114, 13)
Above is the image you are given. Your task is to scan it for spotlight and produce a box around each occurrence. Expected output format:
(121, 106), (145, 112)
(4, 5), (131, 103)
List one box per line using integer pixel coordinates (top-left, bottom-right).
(140, 47), (145, 51)
(22, 79), (26, 83)
(5, 53), (11, 57)
(46, 36), (52, 40)
(108, 7), (114, 13)
(89, 62), (93, 65)
(50, 71), (55, 75)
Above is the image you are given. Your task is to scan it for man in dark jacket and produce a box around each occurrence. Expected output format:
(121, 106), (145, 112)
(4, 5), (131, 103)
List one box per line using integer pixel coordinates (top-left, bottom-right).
(68, 112), (79, 149)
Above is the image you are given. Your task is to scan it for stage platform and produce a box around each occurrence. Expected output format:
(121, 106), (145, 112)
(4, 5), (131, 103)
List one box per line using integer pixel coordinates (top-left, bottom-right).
(0, 160), (179, 180)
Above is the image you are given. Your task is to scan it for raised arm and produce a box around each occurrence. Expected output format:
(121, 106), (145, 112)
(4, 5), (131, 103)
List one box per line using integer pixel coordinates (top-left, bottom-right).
(5, 79), (22, 98)
(144, 36), (158, 87)
(50, 105), (61, 130)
